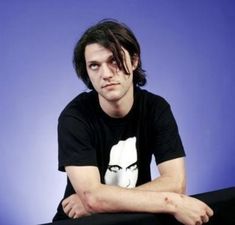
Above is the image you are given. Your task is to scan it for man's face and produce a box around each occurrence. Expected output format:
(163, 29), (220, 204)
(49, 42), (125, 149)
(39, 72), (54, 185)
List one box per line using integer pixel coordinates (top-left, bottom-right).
(104, 137), (138, 188)
(85, 43), (137, 104)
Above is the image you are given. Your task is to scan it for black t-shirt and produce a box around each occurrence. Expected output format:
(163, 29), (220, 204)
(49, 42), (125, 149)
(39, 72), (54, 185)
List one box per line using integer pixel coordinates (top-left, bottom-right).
(53, 87), (185, 221)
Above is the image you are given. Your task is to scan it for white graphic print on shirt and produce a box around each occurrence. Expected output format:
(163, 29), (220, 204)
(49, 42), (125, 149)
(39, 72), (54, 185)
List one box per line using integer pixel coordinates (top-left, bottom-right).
(104, 137), (138, 188)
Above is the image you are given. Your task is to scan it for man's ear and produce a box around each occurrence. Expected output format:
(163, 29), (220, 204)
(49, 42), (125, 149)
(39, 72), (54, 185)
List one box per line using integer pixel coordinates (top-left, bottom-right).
(132, 54), (139, 71)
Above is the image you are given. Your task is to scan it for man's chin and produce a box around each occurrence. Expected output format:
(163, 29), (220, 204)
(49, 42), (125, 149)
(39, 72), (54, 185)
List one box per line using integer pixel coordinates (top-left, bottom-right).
(100, 91), (123, 102)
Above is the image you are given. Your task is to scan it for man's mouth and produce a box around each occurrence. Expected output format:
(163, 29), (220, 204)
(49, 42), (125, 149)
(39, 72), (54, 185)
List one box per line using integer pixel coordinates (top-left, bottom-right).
(102, 83), (119, 88)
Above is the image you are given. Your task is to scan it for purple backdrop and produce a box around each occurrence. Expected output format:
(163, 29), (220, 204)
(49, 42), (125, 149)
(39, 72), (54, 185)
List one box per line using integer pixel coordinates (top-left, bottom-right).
(1, 1), (234, 225)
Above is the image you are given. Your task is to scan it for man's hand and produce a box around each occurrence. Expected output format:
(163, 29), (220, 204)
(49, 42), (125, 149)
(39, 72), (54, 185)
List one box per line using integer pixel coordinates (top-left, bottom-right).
(172, 194), (214, 225)
(62, 194), (90, 219)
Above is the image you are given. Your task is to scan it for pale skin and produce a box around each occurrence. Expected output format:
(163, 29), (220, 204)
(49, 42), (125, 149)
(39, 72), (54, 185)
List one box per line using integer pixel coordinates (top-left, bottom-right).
(62, 43), (214, 225)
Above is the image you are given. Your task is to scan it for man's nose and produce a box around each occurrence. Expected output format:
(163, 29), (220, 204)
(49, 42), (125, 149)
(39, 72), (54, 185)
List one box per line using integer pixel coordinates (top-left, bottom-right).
(100, 63), (114, 79)
(118, 172), (131, 188)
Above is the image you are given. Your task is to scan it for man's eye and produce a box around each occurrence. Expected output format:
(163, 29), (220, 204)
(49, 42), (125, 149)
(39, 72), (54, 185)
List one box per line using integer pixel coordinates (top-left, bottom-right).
(111, 59), (117, 65)
(126, 162), (138, 171)
(108, 165), (122, 173)
(109, 58), (118, 68)
(89, 64), (98, 70)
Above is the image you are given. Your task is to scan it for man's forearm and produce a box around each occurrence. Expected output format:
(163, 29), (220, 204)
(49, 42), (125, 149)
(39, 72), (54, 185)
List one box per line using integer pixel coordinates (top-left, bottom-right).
(77, 183), (213, 225)
(71, 176), (184, 215)
(81, 183), (175, 214)
(62, 186), (173, 219)
(135, 176), (186, 194)
(136, 158), (186, 194)
(65, 177), (184, 219)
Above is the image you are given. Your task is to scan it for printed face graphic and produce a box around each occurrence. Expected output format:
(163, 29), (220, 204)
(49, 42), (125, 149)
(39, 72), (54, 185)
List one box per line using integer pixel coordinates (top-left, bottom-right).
(104, 137), (138, 188)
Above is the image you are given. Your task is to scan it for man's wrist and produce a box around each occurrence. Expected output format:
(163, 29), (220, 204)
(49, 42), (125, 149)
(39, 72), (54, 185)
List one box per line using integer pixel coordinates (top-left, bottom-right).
(162, 192), (178, 215)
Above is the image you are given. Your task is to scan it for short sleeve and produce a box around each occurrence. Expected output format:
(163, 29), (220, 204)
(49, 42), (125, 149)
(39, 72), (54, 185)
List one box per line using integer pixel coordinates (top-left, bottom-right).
(58, 115), (97, 172)
(151, 101), (185, 165)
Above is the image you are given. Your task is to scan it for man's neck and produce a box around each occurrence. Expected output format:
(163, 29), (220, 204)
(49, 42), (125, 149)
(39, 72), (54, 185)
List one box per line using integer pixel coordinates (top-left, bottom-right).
(98, 87), (134, 118)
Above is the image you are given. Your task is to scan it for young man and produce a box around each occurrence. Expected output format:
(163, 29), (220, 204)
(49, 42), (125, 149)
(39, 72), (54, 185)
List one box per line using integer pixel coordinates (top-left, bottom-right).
(53, 19), (213, 225)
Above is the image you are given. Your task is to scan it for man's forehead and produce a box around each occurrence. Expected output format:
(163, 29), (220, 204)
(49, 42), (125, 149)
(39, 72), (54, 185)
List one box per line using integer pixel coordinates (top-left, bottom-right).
(85, 43), (113, 61)
(109, 137), (137, 165)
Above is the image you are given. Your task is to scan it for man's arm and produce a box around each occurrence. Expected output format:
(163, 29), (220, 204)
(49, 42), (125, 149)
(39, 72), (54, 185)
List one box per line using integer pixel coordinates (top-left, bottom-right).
(63, 157), (185, 218)
(64, 165), (213, 225)
(136, 157), (186, 193)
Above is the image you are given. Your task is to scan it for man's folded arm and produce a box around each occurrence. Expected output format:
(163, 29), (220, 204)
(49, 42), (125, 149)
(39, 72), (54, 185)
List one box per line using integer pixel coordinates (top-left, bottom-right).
(65, 165), (213, 225)
(65, 165), (173, 214)
(135, 157), (186, 194)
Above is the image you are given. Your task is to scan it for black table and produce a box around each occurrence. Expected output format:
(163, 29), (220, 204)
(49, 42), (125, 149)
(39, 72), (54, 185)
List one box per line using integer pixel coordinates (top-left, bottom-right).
(40, 187), (235, 225)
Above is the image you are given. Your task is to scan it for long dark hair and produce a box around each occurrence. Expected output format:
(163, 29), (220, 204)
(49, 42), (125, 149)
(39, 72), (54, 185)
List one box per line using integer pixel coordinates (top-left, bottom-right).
(73, 19), (147, 89)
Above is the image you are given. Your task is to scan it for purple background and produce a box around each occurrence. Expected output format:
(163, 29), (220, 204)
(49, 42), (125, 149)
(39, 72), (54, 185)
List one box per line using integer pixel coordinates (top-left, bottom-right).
(1, 1), (234, 225)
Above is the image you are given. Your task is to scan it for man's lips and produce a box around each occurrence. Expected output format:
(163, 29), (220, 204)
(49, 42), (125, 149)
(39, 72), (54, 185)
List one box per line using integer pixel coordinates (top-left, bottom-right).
(102, 83), (120, 88)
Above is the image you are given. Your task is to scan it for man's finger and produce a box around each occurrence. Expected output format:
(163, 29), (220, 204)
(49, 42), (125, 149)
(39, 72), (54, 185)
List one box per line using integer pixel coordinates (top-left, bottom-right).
(68, 208), (75, 218)
(63, 203), (72, 215)
(201, 214), (209, 223)
(73, 213), (79, 219)
(206, 207), (214, 217)
(62, 198), (70, 208)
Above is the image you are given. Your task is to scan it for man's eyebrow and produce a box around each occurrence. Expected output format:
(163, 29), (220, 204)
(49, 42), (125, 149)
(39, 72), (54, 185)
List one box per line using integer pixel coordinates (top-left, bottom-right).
(108, 165), (122, 169)
(87, 55), (114, 64)
(107, 55), (115, 60)
(126, 161), (137, 170)
(87, 60), (99, 64)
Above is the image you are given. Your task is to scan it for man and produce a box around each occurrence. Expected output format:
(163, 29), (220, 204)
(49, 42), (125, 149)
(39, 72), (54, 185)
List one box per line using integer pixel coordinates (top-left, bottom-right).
(53, 19), (213, 225)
